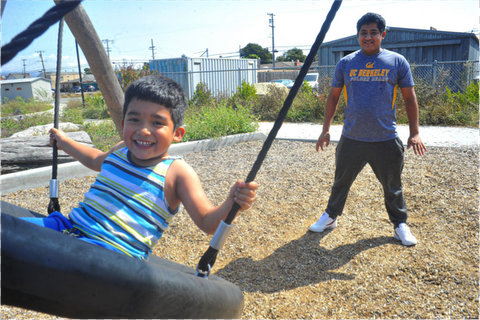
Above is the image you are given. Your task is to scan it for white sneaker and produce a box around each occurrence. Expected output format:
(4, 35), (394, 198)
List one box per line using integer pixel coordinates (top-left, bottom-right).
(309, 212), (337, 233)
(394, 223), (418, 246)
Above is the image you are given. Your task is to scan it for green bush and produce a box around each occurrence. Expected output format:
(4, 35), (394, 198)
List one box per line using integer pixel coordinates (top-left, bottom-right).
(440, 82), (479, 126)
(84, 120), (121, 152)
(83, 93), (110, 119)
(183, 101), (258, 142)
(253, 85), (288, 121)
(189, 82), (215, 108)
(288, 82), (324, 122)
(61, 99), (84, 124)
(230, 80), (258, 107)
(396, 80), (479, 126)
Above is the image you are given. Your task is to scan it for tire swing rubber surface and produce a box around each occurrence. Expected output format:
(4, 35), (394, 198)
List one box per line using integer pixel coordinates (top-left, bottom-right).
(1, 201), (244, 319)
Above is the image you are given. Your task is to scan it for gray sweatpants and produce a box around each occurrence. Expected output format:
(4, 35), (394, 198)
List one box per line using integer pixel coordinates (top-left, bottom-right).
(325, 135), (408, 228)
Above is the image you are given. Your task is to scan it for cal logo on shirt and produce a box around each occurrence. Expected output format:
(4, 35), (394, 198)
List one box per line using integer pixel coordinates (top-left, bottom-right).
(349, 64), (390, 82)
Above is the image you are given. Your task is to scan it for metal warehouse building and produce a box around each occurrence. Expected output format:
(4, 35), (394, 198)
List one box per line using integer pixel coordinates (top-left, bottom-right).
(149, 57), (258, 99)
(317, 27), (479, 64)
(316, 27), (479, 91)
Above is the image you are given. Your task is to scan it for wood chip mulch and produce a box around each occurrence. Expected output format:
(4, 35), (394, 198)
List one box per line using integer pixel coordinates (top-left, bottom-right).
(2, 140), (478, 319)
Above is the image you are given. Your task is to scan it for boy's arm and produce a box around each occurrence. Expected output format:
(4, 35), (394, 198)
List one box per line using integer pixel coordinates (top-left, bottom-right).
(168, 160), (257, 235)
(49, 128), (125, 171)
(400, 86), (427, 156)
(316, 86), (342, 151)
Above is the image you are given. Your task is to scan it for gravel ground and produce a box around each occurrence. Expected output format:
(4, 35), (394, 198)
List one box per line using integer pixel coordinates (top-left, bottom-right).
(1, 140), (478, 319)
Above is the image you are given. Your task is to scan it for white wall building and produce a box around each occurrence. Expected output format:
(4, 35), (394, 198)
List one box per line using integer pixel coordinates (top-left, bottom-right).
(1, 77), (52, 101)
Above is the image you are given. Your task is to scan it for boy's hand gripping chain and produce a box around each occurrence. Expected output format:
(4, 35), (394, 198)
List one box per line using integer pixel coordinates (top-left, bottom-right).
(196, 0), (343, 278)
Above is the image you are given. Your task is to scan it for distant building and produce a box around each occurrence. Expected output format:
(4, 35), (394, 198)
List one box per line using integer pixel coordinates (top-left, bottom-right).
(61, 74), (98, 92)
(5, 73), (30, 80)
(46, 71), (80, 90)
(1, 77), (52, 101)
(149, 57), (258, 99)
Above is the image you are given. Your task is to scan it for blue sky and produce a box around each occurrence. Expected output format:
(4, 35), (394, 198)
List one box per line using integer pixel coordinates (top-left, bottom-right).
(2, 0), (478, 75)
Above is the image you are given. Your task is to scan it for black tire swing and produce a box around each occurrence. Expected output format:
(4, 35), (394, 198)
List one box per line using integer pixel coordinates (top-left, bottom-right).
(1, 1), (342, 318)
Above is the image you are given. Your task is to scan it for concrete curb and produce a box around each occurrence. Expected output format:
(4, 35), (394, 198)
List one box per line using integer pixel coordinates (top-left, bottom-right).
(1, 132), (267, 195)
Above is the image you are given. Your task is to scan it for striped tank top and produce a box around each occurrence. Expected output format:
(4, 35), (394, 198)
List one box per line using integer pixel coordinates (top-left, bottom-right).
(69, 147), (180, 260)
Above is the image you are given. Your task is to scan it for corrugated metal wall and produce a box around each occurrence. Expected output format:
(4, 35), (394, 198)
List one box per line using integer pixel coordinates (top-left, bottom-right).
(150, 57), (257, 99)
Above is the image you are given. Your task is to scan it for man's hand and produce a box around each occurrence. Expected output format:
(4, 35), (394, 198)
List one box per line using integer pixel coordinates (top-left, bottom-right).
(316, 132), (331, 152)
(407, 134), (427, 156)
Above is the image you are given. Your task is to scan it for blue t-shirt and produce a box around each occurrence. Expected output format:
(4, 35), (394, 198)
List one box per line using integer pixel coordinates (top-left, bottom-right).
(332, 49), (414, 142)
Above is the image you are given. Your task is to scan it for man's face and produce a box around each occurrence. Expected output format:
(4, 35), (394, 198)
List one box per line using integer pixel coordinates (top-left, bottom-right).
(357, 22), (386, 55)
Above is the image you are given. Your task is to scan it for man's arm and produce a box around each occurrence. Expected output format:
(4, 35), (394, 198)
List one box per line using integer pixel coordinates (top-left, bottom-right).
(316, 86), (342, 152)
(400, 86), (427, 156)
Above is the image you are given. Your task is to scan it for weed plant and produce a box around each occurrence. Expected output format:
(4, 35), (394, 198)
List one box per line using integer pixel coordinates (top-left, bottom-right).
(1, 113), (53, 137)
(2, 96), (52, 117)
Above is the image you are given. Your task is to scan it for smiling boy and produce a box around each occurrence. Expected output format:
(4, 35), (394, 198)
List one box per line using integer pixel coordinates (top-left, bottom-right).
(24, 76), (257, 260)
(309, 13), (427, 246)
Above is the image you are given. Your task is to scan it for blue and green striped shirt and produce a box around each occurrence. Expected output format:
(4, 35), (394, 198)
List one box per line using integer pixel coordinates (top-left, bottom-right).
(69, 147), (180, 260)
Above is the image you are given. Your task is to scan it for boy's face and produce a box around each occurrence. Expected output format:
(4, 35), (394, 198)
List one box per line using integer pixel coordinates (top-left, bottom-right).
(357, 22), (385, 55)
(122, 98), (185, 166)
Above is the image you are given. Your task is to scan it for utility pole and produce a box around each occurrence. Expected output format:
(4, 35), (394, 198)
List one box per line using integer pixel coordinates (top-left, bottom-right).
(37, 50), (46, 77)
(102, 39), (113, 59)
(22, 59), (27, 77)
(149, 39), (156, 60)
(75, 40), (85, 107)
(268, 13), (276, 69)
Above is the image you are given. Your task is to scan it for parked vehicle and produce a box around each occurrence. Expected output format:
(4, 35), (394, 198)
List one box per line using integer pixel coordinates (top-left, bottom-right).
(269, 79), (294, 87)
(71, 86), (81, 93)
(284, 73), (319, 91)
(304, 73), (319, 91)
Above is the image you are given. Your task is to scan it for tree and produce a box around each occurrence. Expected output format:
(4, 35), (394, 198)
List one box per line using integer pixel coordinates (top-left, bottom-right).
(240, 43), (272, 64)
(276, 48), (306, 62)
(116, 64), (157, 91)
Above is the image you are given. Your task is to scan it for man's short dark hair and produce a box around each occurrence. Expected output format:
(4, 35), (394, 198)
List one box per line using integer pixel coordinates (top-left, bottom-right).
(357, 12), (386, 34)
(123, 75), (187, 129)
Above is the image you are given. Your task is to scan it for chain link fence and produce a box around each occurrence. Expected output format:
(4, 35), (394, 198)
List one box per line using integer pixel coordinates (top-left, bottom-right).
(259, 60), (478, 93)
(317, 60), (479, 93)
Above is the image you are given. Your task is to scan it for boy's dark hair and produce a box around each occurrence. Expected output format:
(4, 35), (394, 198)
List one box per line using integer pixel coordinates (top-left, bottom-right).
(356, 12), (386, 34)
(123, 75), (187, 129)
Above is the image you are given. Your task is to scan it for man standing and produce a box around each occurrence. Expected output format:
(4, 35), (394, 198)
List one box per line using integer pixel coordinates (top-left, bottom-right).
(309, 12), (427, 246)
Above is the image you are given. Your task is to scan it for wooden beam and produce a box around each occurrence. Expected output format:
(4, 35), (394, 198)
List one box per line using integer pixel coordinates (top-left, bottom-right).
(56, 1), (124, 135)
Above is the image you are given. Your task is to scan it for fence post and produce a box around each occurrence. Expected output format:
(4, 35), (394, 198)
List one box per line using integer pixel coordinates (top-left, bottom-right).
(432, 60), (438, 91)
(238, 68), (242, 88)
